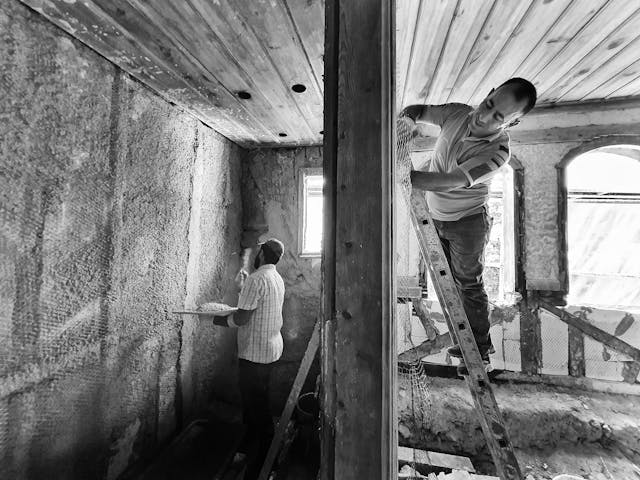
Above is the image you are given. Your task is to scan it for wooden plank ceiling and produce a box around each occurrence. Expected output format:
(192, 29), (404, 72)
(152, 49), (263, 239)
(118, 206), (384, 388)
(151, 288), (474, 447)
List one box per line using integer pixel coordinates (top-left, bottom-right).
(21, 0), (640, 148)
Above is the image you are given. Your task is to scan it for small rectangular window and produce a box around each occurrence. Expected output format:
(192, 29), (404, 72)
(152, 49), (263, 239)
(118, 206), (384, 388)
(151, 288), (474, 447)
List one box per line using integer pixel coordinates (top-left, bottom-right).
(299, 168), (323, 257)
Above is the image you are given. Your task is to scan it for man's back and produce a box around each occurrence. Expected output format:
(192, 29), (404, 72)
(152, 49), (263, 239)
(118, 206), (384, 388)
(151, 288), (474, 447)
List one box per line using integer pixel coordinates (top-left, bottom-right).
(237, 264), (285, 363)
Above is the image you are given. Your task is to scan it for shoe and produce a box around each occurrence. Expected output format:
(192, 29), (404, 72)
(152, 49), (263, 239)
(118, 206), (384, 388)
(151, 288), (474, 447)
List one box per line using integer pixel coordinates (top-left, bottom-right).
(456, 358), (493, 377)
(447, 344), (495, 360)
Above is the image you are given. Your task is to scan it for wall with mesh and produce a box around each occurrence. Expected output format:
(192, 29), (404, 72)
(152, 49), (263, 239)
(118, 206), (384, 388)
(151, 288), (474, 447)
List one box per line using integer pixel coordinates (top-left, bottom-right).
(0, 2), (243, 479)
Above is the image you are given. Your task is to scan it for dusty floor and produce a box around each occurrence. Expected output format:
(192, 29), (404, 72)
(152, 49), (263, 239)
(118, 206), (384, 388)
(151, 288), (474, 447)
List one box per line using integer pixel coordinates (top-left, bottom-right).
(398, 370), (640, 478)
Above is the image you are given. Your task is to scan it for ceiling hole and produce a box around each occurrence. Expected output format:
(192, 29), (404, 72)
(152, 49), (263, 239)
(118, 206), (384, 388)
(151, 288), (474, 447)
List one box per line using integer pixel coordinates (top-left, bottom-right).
(278, 133), (288, 137)
(292, 84), (307, 93)
(320, 131), (324, 135)
(237, 91), (251, 100)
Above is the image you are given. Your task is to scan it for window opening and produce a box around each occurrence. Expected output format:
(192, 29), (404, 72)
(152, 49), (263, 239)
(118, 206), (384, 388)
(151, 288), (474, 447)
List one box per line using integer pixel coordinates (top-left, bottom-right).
(566, 146), (640, 312)
(299, 169), (323, 257)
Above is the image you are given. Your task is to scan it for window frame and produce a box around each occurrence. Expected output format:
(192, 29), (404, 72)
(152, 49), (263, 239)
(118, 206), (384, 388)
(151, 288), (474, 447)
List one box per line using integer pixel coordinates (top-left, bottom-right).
(556, 137), (640, 301)
(298, 167), (323, 258)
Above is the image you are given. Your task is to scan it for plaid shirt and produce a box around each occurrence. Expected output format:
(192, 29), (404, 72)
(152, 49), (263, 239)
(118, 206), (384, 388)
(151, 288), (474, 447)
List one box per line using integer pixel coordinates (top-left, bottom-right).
(421, 103), (511, 221)
(236, 264), (285, 363)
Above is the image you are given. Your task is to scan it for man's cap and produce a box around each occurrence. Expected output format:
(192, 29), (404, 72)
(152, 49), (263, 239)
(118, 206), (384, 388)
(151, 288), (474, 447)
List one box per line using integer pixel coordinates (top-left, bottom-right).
(259, 238), (285, 259)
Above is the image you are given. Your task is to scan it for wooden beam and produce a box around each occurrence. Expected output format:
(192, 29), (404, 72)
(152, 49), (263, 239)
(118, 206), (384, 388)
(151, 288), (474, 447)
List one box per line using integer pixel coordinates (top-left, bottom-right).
(539, 300), (640, 363)
(321, 1), (396, 479)
(413, 124), (640, 150)
(519, 298), (542, 375)
(398, 333), (451, 363)
(411, 299), (440, 341)
(568, 326), (586, 378)
(413, 362), (640, 396)
(412, 98), (640, 150)
(491, 370), (640, 397)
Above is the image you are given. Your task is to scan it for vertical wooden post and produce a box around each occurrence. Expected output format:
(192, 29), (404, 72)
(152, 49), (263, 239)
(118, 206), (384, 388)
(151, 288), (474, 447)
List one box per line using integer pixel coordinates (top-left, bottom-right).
(321, 1), (396, 479)
(568, 326), (586, 377)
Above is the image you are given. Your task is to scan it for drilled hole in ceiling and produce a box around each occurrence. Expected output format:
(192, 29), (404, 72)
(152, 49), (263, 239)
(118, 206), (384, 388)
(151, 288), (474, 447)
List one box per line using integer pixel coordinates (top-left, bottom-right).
(278, 133), (288, 137)
(237, 91), (252, 100)
(292, 84), (307, 93)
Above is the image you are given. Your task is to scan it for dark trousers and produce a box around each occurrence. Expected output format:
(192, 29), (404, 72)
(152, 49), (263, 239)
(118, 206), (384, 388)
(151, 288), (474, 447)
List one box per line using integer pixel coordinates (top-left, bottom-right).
(433, 210), (493, 351)
(238, 359), (275, 480)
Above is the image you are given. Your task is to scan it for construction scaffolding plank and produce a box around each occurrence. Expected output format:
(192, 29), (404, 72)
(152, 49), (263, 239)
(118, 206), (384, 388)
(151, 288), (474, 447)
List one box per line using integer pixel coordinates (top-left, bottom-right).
(397, 118), (522, 480)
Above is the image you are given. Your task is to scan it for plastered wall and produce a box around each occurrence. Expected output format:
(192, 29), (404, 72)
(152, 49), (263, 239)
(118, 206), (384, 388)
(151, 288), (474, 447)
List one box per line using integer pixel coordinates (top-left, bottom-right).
(0, 2), (243, 478)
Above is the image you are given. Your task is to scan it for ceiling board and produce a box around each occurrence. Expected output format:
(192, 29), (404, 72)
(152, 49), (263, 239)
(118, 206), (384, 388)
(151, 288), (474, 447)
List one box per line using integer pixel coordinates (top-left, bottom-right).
(425, 0), (494, 105)
(447, 0), (534, 104)
(21, 0), (640, 147)
(533, 0), (640, 100)
(551, 28), (640, 102)
(401, 0), (458, 107)
(466, 0), (574, 106)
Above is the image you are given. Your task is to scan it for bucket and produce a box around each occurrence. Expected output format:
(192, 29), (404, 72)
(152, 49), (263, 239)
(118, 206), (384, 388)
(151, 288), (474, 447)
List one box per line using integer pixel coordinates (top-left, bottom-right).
(294, 392), (320, 462)
(295, 392), (319, 424)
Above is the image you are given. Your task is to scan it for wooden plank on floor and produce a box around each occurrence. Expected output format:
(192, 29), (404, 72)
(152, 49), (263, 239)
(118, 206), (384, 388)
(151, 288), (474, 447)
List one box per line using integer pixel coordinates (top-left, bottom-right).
(398, 446), (475, 473)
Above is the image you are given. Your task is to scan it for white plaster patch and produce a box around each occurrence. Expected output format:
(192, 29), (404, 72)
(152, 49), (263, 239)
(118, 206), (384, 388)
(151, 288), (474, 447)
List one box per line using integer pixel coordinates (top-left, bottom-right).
(56, 19), (75, 34)
(398, 422), (412, 439)
(540, 308), (569, 375)
(106, 418), (141, 480)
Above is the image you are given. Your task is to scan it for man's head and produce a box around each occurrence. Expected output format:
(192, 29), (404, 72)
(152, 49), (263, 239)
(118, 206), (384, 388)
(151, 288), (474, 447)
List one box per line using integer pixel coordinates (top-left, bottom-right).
(254, 238), (285, 269)
(469, 77), (537, 137)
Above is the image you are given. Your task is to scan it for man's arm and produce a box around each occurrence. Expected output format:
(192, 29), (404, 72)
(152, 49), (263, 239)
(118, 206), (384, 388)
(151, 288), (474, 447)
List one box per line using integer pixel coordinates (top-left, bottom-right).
(211, 273), (263, 328)
(411, 168), (469, 192)
(400, 104), (458, 126)
(211, 308), (254, 327)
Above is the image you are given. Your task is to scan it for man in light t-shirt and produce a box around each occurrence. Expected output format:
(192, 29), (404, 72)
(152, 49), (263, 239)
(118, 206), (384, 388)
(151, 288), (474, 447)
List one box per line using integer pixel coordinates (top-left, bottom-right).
(211, 238), (285, 480)
(400, 78), (537, 370)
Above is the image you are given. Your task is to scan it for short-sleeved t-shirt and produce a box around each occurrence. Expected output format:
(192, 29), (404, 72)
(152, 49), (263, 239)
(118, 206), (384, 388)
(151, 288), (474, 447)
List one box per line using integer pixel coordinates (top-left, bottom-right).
(419, 103), (511, 221)
(236, 264), (285, 363)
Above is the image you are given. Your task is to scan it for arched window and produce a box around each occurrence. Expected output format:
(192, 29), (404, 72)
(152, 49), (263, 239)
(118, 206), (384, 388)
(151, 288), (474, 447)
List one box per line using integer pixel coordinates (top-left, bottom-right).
(565, 145), (640, 312)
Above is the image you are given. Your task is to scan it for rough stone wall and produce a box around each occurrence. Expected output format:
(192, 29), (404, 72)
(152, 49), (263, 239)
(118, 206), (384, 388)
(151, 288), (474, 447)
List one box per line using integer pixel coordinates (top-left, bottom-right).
(242, 147), (322, 406)
(0, 2), (242, 479)
(512, 142), (581, 290)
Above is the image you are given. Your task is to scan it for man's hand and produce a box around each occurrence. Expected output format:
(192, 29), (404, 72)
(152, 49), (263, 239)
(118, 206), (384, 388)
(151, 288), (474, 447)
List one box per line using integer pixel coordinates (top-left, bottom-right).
(235, 269), (248, 290)
(399, 105), (423, 122)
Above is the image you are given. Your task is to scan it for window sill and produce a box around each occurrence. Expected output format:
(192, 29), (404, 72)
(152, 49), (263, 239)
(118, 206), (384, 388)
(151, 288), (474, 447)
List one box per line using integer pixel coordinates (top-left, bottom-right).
(299, 252), (321, 259)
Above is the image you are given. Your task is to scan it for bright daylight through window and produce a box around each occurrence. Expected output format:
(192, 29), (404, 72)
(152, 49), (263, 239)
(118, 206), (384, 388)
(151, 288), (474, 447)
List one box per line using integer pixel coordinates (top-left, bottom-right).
(566, 146), (640, 312)
(300, 170), (323, 256)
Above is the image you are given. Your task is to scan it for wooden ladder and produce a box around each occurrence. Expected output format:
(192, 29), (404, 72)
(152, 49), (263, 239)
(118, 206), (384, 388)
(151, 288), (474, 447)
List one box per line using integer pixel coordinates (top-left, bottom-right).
(397, 116), (522, 479)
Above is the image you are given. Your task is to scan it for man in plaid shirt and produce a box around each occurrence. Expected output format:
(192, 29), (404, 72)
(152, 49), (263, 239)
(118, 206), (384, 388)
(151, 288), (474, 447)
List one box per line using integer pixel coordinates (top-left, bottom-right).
(212, 238), (285, 480)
